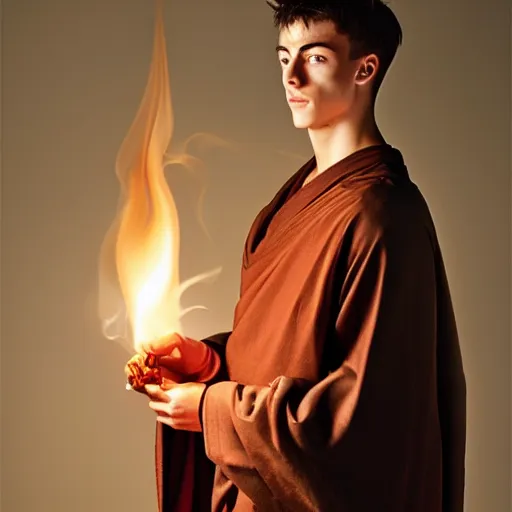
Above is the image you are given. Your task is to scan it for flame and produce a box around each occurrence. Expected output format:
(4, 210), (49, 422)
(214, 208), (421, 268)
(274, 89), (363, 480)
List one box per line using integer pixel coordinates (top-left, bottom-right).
(115, 0), (178, 349)
(98, 0), (219, 352)
(97, 1), (303, 352)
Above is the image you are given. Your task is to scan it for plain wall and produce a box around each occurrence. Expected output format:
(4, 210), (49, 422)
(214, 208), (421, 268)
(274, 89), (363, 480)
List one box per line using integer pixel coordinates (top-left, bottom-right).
(1, 0), (510, 511)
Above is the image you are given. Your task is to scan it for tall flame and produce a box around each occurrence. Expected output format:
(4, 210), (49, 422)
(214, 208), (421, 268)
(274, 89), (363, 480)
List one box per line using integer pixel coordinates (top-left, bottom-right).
(115, 0), (178, 348)
(99, 0), (193, 351)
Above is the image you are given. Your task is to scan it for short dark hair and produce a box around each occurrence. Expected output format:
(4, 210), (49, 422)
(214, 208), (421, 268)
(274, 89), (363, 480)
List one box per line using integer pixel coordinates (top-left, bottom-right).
(267, 0), (403, 97)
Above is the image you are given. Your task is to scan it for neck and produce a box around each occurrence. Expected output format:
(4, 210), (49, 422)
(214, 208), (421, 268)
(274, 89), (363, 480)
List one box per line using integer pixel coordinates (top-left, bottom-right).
(307, 108), (386, 174)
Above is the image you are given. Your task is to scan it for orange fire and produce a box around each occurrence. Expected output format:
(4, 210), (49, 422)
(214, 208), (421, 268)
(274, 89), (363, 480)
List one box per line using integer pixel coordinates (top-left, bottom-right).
(114, 0), (179, 350)
(98, 0), (209, 352)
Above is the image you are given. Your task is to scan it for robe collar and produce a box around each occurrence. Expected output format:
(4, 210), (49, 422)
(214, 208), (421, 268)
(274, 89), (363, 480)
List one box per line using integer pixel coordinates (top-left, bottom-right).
(245, 144), (409, 265)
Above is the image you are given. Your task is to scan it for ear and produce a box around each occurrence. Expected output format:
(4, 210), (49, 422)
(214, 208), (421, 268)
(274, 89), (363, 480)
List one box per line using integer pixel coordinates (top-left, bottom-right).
(355, 54), (380, 85)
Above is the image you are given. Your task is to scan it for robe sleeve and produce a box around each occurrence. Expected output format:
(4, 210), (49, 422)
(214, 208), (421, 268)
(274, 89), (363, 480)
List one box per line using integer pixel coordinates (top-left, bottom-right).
(201, 201), (466, 510)
(155, 331), (232, 511)
(201, 331), (231, 382)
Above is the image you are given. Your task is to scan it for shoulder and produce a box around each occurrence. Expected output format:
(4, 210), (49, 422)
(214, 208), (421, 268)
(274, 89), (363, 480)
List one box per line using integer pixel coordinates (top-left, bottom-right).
(345, 176), (434, 252)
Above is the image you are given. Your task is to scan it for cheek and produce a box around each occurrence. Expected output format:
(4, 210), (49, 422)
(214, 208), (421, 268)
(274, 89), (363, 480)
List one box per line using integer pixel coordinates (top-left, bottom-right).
(311, 68), (355, 103)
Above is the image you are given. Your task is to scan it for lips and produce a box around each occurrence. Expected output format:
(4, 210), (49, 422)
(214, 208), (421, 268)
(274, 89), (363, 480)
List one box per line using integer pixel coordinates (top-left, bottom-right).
(288, 97), (309, 108)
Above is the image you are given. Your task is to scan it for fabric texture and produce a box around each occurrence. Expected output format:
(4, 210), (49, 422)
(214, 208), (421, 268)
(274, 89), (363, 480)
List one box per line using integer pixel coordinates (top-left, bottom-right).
(156, 145), (466, 512)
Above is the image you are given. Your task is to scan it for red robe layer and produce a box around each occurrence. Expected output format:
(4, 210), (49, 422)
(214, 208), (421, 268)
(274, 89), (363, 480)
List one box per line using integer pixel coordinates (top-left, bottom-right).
(156, 144), (466, 512)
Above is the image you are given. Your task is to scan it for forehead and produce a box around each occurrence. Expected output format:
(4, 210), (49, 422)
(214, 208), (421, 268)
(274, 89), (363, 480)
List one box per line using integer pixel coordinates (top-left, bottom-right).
(277, 19), (347, 50)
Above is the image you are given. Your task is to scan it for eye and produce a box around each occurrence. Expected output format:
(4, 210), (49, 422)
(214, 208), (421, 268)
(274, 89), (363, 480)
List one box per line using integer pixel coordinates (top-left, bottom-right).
(308, 55), (326, 64)
(279, 57), (289, 65)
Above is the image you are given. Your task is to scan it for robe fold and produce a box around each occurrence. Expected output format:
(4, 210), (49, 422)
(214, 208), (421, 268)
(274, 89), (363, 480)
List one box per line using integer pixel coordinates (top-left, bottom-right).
(155, 333), (231, 512)
(156, 144), (466, 512)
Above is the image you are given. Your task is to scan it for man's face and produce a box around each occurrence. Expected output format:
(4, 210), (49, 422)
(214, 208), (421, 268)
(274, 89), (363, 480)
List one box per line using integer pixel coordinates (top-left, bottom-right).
(277, 20), (361, 130)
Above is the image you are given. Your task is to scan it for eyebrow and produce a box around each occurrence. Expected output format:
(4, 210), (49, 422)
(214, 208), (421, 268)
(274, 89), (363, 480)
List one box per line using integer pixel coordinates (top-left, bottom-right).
(275, 42), (336, 54)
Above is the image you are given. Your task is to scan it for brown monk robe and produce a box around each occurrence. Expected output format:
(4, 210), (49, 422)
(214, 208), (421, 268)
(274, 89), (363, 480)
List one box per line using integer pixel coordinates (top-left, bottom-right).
(155, 144), (466, 511)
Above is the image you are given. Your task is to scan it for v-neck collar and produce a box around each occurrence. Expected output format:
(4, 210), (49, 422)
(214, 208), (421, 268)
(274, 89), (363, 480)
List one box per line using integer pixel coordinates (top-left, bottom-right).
(244, 144), (408, 267)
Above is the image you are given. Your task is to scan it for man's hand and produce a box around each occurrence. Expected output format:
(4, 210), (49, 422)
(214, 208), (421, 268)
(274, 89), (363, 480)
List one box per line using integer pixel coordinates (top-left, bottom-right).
(141, 333), (220, 383)
(145, 382), (206, 432)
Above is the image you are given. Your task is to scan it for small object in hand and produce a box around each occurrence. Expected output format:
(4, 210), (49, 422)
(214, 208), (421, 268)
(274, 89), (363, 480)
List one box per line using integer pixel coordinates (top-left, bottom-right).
(125, 353), (162, 393)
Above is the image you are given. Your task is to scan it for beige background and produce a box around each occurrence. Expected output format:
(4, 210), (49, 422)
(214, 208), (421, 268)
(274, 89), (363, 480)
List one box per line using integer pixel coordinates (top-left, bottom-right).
(1, 0), (511, 511)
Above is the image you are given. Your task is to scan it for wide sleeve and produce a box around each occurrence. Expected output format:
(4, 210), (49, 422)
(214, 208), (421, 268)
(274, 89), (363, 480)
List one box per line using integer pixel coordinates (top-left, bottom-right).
(434, 255), (467, 511)
(201, 331), (231, 382)
(155, 331), (233, 512)
(201, 202), (466, 510)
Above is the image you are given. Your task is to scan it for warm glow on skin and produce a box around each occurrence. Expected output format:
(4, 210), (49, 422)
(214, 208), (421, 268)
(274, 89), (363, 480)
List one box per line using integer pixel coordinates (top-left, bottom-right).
(277, 20), (363, 131)
(276, 20), (384, 174)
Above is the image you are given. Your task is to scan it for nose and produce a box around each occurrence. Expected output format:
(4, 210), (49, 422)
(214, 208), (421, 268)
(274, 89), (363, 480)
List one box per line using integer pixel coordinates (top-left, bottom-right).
(283, 59), (304, 88)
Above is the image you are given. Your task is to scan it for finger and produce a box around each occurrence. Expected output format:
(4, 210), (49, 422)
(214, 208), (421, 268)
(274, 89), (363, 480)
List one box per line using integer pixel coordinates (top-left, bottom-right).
(161, 376), (181, 390)
(155, 415), (177, 429)
(145, 384), (171, 402)
(161, 368), (184, 384)
(148, 400), (172, 415)
(156, 416), (202, 432)
(149, 401), (184, 417)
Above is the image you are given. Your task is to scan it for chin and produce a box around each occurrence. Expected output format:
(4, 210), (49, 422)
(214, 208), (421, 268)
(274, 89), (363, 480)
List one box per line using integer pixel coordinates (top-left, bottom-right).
(292, 120), (310, 129)
(290, 108), (332, 130)
(291, 113), (315, 130)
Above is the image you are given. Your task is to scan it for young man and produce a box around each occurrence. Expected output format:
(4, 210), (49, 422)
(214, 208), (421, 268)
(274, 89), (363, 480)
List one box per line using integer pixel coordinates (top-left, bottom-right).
(138, 1), (467, 510)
